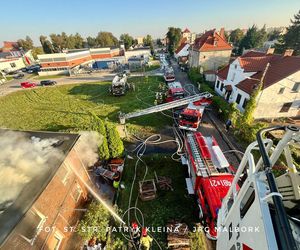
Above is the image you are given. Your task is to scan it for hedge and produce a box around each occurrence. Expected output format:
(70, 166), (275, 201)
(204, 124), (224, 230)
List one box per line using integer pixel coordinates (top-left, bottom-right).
(106, 122), (124, 158)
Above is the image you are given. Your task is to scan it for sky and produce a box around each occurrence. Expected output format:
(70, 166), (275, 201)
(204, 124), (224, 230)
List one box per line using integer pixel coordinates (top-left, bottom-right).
(0, 0), (299, 46)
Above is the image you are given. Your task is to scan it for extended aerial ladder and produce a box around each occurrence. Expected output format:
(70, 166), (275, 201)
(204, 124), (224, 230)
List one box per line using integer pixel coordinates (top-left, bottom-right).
(119, 92), (213, 124)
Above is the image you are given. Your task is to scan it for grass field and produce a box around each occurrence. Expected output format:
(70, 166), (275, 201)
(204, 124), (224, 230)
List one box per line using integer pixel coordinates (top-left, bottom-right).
(116, 154), (207, 249)
(0, 76), (172, 134)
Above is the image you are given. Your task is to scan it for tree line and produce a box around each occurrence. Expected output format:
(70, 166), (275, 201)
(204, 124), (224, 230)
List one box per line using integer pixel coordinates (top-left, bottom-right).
(228, 10), (300, 55)
(16, 31), (155, 58)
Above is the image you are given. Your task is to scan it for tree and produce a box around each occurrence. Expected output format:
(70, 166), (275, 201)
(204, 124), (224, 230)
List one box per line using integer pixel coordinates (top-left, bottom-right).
(77, 201), (110, 241)
(229, 28), (244, 46)
(17, 36), (34, 51)
(275, 10), (300, 55)
(49, 33), (65, 52)
(238, 25), (268, 54)
(87, 36), (97, 48)
(31, 47), (44, 59)
(267, 29), (281, 41)
(106, 122), (124, 158)
(143, 34), (152, 46)
(120, 33), (134, 50)
(156, 38), (163, 46)
(96, 32), (119, 47)
(74, 33), (84, 49)
(39, 35), (54, 54)
(166, 27), (182, 55)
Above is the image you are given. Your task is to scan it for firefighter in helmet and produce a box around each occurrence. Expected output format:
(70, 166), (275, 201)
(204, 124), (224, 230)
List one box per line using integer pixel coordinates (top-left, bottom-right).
(140, 228), (153, 250)
(112, 171), (121, 189)
(131, 221), (140, 247)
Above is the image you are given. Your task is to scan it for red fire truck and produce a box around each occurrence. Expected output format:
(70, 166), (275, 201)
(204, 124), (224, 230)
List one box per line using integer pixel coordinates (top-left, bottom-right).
(183, 132), (238, 240)
(165, 81), (185, 102)
(164, 67), (175, 83)
(179, 103), (205, 131)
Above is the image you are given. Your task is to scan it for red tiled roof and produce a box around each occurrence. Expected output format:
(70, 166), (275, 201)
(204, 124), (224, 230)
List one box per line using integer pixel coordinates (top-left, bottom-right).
(183, 28), (191, 33)
(216, 65), (230, 80)
(175, 42), (188, 54)
(192, 29), (232, 52)
(236, 55), (300, 94)
(241, 50), (266, 58)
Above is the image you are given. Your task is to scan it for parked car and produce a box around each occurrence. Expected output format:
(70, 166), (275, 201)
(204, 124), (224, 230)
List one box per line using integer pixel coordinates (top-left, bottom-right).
(13, 73), (25, 79)
(20, 82), (36, 88)
(26, 65), (41, 73)
(40, 80), (57, 86)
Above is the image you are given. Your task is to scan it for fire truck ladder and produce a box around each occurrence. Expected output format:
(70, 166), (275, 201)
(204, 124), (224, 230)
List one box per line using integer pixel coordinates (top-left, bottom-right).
(119, 92), (213, 124)
(187, 133), (211, 177)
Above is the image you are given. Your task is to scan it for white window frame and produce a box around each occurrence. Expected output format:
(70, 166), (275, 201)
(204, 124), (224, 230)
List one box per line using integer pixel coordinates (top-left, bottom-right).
(71, 183), (83, 202)
(58, 164), (71, 186)
(19, 208), (47, 245)
(52, 230), (64, 250)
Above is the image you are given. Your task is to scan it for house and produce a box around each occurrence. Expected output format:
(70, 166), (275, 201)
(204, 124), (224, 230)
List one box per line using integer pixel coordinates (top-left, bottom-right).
(181, 28), (196, 44)
(214, 49), (300, 119)
(189, 28), (232, 71)
(124, 47), (151, 62)
(174, 41), (190, 62)
(0, 129), (93, 250)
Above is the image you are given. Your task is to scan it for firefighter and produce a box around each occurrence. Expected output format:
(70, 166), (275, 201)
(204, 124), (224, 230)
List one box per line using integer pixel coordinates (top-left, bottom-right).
(112, 171), (121, 189)
(140, 228), (153, 250)
(131, 221), (140, 248)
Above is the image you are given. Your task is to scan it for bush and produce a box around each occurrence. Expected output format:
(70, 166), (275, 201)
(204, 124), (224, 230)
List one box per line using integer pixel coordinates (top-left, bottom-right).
(187, 67), (204, 84)
(236, 122), (267, 144)
(77, 201), (110, 241)
(106, 122), (124, 158)
(89, 113), (110, 160)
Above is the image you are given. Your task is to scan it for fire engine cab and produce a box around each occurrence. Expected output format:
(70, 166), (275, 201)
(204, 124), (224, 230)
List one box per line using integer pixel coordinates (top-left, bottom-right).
(166, 81), (185, 102)
(183, 132), (237, 240)
(179, 103), (205, 131)
(164, 67), (175, 83)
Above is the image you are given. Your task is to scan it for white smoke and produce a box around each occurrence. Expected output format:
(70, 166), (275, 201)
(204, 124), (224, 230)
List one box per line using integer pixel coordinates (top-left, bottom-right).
(0, 131), (63, 210)
(75, 131), (103, 167)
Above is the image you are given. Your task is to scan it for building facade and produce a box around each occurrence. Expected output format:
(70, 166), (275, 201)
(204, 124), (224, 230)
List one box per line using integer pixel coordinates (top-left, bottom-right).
(0, 130), (92, 250)
(189, 28), (232, 71)
(37, 47), (122, 76)
(214, 50), (300, 119)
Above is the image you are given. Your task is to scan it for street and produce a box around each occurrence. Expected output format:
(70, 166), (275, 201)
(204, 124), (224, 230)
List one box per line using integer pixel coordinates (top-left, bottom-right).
(170, 59), (242, 168)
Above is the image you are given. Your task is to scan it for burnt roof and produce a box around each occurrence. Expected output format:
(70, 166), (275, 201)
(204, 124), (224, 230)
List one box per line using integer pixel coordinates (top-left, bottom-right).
(0, 129), (79, 246)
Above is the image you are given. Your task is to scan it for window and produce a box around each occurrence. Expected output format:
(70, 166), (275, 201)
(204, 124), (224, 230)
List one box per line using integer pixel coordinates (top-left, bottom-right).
(57, 164), (70, 185)
(48, 231), (64, 250)
(231, 73), (236, 82)
(19, 209), (46, 244)
(278, 87), (285, 94)
(72, 183), (83, 202)
(240, 184), (255, 219)
(236, 94), (242, 104)
(292, 82), (300, 92)
(280, 102), (292, 113)
(221, 83), (224, 91)
(242, 98), (248, 109)
(10, 62), (16, 68)
(216, 80), (220, 89)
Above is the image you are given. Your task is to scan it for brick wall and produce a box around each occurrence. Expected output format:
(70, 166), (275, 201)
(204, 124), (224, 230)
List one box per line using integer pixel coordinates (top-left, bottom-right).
(1, 148), (91, 250)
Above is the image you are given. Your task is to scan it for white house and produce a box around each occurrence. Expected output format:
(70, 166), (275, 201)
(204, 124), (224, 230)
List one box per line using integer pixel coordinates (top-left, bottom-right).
(214, 49), (300, 119)
(174, 43), (190, 60)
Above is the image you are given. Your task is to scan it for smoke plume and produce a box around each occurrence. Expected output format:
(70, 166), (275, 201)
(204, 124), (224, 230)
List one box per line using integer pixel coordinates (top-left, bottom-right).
(75, 131), (103, 167)
(0, 131), (63, 211)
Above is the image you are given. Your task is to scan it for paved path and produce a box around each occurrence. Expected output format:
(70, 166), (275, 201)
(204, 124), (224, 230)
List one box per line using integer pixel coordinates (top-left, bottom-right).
(170, 59), (243, 168)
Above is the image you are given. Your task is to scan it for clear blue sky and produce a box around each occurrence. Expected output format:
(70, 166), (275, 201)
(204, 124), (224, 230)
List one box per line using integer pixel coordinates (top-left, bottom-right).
(0, 0), (299, 46)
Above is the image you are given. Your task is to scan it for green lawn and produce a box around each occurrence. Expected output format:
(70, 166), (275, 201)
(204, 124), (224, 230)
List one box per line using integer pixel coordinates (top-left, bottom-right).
(116, 154), (204, 249)
(0, 76), (172, 133)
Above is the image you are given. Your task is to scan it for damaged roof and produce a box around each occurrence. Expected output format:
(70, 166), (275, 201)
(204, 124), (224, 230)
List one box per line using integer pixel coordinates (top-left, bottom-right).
(0, 129), (80, 246)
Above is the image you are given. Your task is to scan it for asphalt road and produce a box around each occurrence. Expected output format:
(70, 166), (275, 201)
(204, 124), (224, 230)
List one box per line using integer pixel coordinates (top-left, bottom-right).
(170, 59), (241, 168)
(0, 72), (116, 97)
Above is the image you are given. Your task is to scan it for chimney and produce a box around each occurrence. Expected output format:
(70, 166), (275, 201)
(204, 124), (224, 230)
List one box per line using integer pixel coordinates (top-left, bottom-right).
(266, 48), (275, 55)
(283, 49), (294, 57)
(219, 27), (225, 39)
